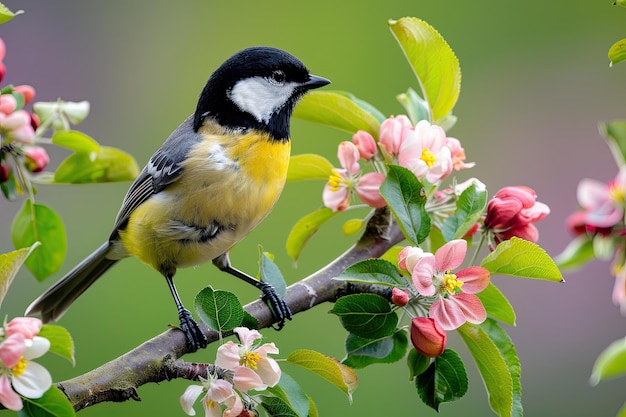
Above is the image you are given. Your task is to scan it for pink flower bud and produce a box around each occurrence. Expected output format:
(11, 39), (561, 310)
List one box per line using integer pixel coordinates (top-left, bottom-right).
(13, 85), (36, 105)
(5, 317), (42, 339)
(352, 130), (377, 161)
(411, 317), (446, 358)
(0, 63), (5, 85)
(391, 288), (409, 306)
(379, 115), (413, 156)
(24, 146), (49, 173)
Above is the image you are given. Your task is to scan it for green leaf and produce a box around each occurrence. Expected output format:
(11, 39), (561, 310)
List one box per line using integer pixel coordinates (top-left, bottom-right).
(0, 2), (23, 25)
(258, 247), (287, 297)
(286, 207), (339, 262)
(51, 130), (100, 155)
(287, 154), (334, 182)
(481, 237), (563, 282)
(293, 90), (381, 137)
(54, 146), (139, 183)
(388, 17), (461, 122)
(19, 386), (75, 417)
(396, 88), (431, 125)
(600, 120), (626, 169)
(330, 294), (398, 339)
(343, 330), (408, 369)
(609, 38), (626, 67)
(266, 373), (309, 417)
(0, 243), (40, 308)
(442, 183), (487, 241)
(457, 322), (514, 417)
(554, 235), (595, 270)
(39, 324), (75, 365)
(194, 287), (244, 333)
(286, 349), (358, 402)
(11, 200), (66, 281)
(480, 319), (523, 417)
(334, 258), (408, 288)
(1, 167), (20, 200)
(261, 396), (300, 417)
(379, 164), (430, 246)
(415, 349), (468, 411)
(476, 282), (516, 326)
(590, 337), (626, 385)
(407, 348), (431, 380)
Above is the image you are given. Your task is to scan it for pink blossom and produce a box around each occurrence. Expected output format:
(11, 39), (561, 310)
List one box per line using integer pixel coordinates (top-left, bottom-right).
(24, 146), (49, 173)
(379, 114), (413, 156)
(322, 141), (386, 212)
(352, 130), (377, 161)
(5, 317), (42, 340)
(13, 85), (36, 105)
(0, 38), (5, 84)
(397, 120), (454, 183)
(446, 137), (475, 170)
(411, 317), (447, 357)
(484, 185), (550, 244)
(215, 327), (281, 392)
(0, 375), (21, 411)
(408, 240), (490, 330)
(180, 376), (243, 417)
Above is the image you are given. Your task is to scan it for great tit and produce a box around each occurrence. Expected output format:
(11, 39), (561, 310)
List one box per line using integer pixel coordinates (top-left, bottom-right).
(25, 46), (330, 350)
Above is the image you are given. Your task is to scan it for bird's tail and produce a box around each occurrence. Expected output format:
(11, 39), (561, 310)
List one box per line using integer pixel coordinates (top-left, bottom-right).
(25, 242), (118, 323)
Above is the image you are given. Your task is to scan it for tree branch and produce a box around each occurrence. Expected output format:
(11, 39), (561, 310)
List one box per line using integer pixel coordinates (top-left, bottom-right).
(57, 208), (405, 411)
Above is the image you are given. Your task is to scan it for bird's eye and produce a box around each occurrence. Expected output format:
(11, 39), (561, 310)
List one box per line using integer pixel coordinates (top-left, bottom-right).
(270, 70), (286, 84)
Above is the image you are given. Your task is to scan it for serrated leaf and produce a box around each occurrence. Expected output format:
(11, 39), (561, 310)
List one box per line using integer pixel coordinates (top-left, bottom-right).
(609, 38), (626, 67)
(286, 349), (357, 402)
(457, 322), (514, 417)
(19, 386), (75, 417)
(600, 120), (626, 169)
(0, 243), (40, 308)
(590, 337), (626, 385)
(380, 164), (430, 246)
(259, 246), (287, 297)
(0, 2), (23, 25)
(51, 130), (100, 155)
(266, 373), (309, 417)
(54, 146), (139, 183)
(194, 287), (243, 333)
(407, 348), (431, 380)
(343, 330), (408, 369)
(480, 319), (523, 417)
(11, 200), (66, 281)
(415, 349), (468, 411)
(334, 258), (408, 288)
(293, 90), (381, 137)
(330, 294), (398, 339)
(38, 324), (75, 366)
(260, 396), (300, 417)
(286, 207), (339, 262)
(481, 237), (563, 282)
(389, 17), (461, 121)
(442, 183), (487, 241)
(287, 154), (334, 182)
(476, 282), (516, 326)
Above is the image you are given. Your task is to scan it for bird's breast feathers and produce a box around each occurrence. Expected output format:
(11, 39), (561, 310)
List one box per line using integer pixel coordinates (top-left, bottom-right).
(121, 131), (290, 270)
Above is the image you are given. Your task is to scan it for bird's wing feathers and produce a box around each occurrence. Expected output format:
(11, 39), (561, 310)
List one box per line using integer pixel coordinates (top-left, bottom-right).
(110, 115), (203, 235)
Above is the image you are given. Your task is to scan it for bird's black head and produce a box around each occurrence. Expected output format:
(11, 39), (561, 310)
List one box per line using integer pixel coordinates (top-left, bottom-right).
(193, 46), (330, 140)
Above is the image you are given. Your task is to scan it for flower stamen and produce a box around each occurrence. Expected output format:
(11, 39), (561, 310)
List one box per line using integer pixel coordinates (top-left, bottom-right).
(240, 351), (261, 370)
(442, 270), (463, 295)
(420, 148), (436, 168)
(11, 357), (27, 377)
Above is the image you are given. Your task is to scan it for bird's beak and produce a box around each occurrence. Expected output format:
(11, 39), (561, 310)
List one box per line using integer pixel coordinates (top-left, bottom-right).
(304, 74), (331, 90)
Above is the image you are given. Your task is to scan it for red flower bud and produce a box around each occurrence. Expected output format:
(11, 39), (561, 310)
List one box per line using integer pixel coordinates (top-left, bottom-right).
(23, 146), (49, 173)
(411, 317), (447, 358)
(0, 164), (9, 184)
(391, 288), (409, 307)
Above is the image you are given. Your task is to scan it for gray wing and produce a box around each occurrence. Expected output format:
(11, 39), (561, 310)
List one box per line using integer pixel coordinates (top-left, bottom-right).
(109, 115), (202, 237)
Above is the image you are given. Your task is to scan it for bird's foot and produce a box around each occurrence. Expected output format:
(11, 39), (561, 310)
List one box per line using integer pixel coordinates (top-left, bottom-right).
(177, 308), (208, 351)
(259, 282), (292, 330)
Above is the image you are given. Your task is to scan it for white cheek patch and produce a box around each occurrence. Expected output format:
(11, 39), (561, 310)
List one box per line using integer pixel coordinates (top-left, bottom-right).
(228, 77), (297, 123)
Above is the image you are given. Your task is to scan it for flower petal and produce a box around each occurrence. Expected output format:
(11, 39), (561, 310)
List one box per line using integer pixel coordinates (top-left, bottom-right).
(255, 356), (281, 388)
(435, 239), (467, 272)
(456, 266), (490, 293)
(233, 365), (266, 391)
(0, 374), (22, 411)
(0, 333), (25, 368)
(430, 298), (466, 331)
(234, 327), (262, 348)
(12, 361), (52, 399)
(411, 254), (436, 296)
(337, 141), (361, 175)
(180, 385), (204, 416)
(214, 341), (241, 370)
(24, 336), (50, 360)
(450, 293), (487, 325)
(322, 182), (350, 212)
(356, 172), (387, 208)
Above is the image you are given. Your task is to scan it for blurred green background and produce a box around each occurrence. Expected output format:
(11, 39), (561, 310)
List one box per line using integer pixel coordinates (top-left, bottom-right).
(2, 0), (626, 416)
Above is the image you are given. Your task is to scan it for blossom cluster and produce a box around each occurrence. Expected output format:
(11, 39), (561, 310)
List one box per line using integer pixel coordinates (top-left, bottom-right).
(565, 166), (626, 313)
(180, 327), (281, 417)
(0, 317), (52, 411)
(322, 115), (474, 212)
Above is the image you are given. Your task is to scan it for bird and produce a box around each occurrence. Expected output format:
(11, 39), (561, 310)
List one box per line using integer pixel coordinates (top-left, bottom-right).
(25, 46), (330, 350)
